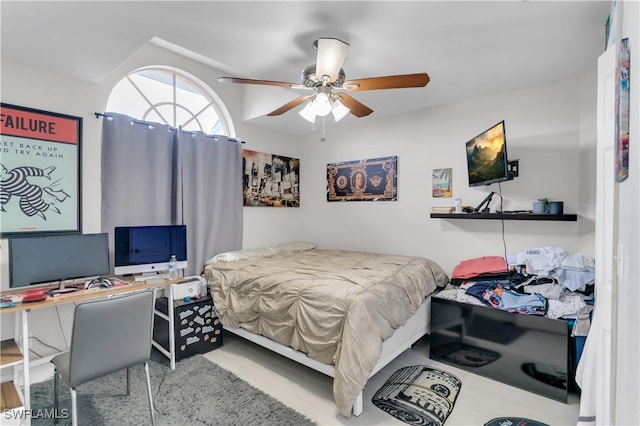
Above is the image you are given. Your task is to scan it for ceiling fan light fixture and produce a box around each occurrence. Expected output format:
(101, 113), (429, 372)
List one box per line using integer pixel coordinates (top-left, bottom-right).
(312, 92), (332, 117)
(220, 38), (428, 123)
(315, 38), (349, 83)
(331, 98), (350, 122)
(299, 102), (316, 123)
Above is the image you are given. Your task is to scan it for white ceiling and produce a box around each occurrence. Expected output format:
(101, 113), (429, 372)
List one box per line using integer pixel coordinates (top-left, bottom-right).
(1, 1), (611, 135)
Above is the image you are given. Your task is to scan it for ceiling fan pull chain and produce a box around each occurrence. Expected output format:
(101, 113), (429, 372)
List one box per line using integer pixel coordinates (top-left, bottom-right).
(320, 116), (326, 142)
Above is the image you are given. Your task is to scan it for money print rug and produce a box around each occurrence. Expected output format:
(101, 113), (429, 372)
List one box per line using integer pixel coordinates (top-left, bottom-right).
(484, 417), (550, 426)
(372, 365), (461, 426)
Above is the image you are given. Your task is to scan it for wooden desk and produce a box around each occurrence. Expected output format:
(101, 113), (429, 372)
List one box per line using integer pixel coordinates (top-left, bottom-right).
(0, 277), (187, 420)
(0, 279), (170, 314)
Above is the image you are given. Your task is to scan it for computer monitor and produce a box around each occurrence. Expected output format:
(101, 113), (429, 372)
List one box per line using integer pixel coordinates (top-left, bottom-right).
(9, 233), (110, 289)
(114, 225), (187, 276)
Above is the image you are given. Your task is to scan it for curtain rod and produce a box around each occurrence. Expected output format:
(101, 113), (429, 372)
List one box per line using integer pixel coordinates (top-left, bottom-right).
(94, 112), (244, 143)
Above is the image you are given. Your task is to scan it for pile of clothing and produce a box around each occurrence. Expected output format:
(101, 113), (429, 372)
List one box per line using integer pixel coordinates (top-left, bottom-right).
(438, 247), (594, 336)
(463, 279), (547, 315)
(507, 246), (595, 292)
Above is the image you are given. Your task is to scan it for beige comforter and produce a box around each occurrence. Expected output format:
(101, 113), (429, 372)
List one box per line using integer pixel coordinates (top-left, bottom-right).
(204, 248), (448, 416)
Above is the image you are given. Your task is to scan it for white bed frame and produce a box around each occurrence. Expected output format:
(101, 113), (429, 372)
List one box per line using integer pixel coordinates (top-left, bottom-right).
(223, 297), (431, 416)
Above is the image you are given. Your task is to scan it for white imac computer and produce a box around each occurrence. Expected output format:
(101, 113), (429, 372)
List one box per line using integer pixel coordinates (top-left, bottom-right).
(114, 225), (187, 280)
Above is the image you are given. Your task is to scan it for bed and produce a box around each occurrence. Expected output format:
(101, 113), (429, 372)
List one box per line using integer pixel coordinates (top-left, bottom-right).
(203, 243), (448, 417)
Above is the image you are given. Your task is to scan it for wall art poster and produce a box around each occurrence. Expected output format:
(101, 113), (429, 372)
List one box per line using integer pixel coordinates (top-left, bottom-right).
(242, 149), (300, 207)
(615, 37), (630, 182)
(0, 103), (82, 236)
(327, 156), (397, 202)
(432, 168), (452, 198)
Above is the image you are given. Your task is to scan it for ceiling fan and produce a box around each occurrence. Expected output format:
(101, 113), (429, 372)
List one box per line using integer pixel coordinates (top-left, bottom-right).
(218, 37), (430, 123)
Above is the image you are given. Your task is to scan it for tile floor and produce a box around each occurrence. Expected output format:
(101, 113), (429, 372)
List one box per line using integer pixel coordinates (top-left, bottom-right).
(203, 332), (580, 426)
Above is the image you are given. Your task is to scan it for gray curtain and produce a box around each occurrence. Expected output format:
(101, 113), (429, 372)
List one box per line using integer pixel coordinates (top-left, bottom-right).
(101, 113), (243, 277)
(176, 131), (243, 275)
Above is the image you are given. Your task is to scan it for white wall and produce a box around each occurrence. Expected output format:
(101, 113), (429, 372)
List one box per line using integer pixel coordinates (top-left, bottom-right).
(0, 44), (301, 287)
(0, 40), (597, 373)
(0, 62), (106, 345)
(0, 63), (598, 279)
(291, 75), (596, 273)
(0, 44), (301, 349)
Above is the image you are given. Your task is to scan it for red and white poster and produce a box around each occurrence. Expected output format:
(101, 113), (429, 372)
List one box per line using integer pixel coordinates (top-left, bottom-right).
(1, 103), (82, 236)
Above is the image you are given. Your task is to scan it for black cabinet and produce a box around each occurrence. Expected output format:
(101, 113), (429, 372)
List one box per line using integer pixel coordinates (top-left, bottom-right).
(429, 297), (572, 402)
(153, 295), (222, 361)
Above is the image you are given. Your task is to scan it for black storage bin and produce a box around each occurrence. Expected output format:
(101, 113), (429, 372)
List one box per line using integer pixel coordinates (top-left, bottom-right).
(429, 297), (572, 402)
(153, 295), (222, 361)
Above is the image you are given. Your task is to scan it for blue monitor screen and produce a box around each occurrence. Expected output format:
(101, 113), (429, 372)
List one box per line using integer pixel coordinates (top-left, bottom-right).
(9, 233), (110, 288)
(114, 225), (187, 271)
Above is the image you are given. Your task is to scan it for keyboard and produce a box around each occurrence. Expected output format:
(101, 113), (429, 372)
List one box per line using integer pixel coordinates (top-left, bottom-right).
(136, 273), (169, 282)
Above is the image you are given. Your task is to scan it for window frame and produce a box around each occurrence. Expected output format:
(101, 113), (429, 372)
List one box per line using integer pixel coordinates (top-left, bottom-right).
(106, 65), (235, 137)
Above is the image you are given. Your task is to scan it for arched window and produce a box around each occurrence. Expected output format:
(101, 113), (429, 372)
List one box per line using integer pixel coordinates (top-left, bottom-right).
(106, 66), (234, 136)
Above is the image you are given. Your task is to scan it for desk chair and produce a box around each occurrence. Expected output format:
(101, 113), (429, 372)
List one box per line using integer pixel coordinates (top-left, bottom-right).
(51, 291), (156, 425)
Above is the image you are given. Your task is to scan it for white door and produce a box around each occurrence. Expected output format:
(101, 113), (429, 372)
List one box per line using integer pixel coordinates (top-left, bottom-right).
(593, 43), (618, 424)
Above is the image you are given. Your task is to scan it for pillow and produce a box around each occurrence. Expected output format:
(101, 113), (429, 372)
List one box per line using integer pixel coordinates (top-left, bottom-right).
(275, 241), (316, 251)
(205, 246), (280, 264)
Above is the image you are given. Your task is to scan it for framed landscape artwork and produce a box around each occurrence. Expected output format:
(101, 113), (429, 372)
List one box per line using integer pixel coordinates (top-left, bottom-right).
(0, 103), (82, 236)
(327, 156), (397, 202)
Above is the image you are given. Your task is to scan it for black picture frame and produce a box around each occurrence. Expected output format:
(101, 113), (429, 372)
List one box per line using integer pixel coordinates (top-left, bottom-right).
(1, 103), (82, 237)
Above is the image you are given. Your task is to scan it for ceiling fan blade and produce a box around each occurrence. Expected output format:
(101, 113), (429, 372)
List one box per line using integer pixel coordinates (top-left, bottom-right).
(315, 38), (349, 83)
(218, 76), (304, 89)
(267, 95), (312, 116)
(336, 94), (373, 118)
(343, 73), (430, 92)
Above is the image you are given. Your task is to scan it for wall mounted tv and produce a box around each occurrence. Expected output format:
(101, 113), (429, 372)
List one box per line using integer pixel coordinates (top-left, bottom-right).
(465, 120), (512, 187)
(114, 225), (187, 276)
(9, 233), (110, 289)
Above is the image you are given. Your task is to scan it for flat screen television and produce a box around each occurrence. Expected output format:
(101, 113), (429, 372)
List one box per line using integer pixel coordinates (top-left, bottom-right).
(9, 233), (110, 289)
(465, 120), (510, 187)
(114, 225), (187, 276)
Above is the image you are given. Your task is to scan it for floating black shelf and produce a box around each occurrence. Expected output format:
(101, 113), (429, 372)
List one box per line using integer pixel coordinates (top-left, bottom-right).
(430, 212), (578, 221)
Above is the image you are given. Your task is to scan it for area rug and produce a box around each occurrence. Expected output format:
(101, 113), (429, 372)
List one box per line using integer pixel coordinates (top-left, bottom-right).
(30, 353), (315, 425)
(372, 365), (461, 426)
(431, 342), (501, 368)
(484, 417), (550, 426)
